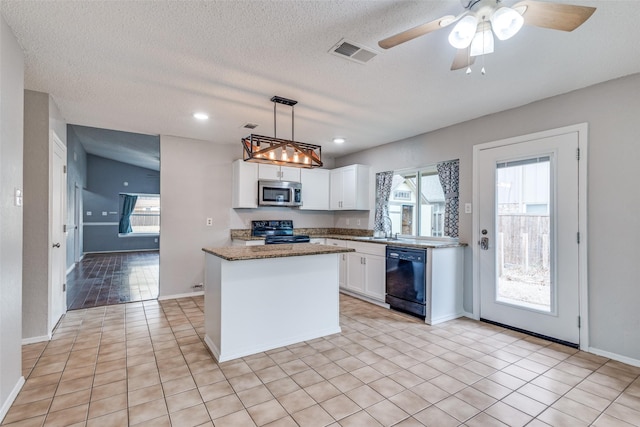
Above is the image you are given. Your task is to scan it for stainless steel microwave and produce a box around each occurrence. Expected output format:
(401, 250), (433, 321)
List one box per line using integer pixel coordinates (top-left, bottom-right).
(258, 180), (302, 207)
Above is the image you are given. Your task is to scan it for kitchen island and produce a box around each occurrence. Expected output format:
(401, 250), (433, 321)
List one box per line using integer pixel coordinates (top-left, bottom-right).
(202, 243), (354, 362)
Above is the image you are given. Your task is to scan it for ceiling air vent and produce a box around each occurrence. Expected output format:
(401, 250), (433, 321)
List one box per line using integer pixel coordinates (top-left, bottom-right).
(329, 39), (378, 64)
(242, 123), (259, 129)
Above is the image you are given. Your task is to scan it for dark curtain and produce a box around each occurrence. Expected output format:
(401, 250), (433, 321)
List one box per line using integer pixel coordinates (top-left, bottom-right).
(373, 171), (394, 234)
(119, 194), (138, 234)
(437, 160), (460, 238)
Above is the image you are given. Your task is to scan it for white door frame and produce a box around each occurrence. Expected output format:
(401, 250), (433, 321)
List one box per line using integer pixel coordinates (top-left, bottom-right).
(472, 123), (589, 350)
(49, 130), (67, 332)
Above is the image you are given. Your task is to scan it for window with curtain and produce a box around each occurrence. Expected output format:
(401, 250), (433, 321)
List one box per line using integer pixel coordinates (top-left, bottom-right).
(119, 193), (160, 235)
(385, 160), (459, 238)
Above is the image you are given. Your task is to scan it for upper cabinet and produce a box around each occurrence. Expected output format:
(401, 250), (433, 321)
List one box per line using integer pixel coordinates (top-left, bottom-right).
(232, 160), (369, 211)
(330, 164), (370, 210)
(258, 164), (301, 182)
(299, 168), (330, 210)
(232, 160), (258, 208)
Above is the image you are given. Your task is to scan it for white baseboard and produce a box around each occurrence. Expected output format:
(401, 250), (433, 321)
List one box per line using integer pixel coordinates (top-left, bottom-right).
(66, 263), (75, 275)
(338, 289), (389, 308)
(588, 346), (640, 368)
(461, 311), (477, 320)
(158, 291), (204, 301)
(84, 249), (159, 254)
(0, 376), (25, 423)
(22, 334), (51, 345)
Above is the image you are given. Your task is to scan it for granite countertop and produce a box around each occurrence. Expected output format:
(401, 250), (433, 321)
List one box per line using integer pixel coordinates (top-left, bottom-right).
(203, 243), (355, 261)
(230, 229), (466, 249)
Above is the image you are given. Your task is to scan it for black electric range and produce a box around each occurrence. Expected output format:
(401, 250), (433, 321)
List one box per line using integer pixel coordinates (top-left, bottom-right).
(251, 220), (310, 244)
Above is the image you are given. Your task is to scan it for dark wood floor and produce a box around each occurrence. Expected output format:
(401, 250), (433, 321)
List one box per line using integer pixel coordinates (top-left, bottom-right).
(66, 251), (159, 310)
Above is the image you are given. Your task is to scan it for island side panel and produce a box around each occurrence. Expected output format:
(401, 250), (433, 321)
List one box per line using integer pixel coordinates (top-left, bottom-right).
(427, 246), (464, 325)
(204, 252), (341, 362)
(204, 254), (223, 360)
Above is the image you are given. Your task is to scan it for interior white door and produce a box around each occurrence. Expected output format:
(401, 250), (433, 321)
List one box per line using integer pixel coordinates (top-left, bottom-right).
(477, 131), (581, 345)
(50, 134), (67, 330)
(74, 183), (81, 263)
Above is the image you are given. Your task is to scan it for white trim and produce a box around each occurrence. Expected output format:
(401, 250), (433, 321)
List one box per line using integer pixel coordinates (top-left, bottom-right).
(83, 249), (159, 254)
(472, 123), (589, 350)
(158, 290), (204, 301)
(118, 233), (160, 238)
(588, 347), (640, 368)
(0, 376), (25, 423)
(339, 289), (389, 308)
(84, 222), (119, 226)
(22, 334), (51, 345)
(461, 311), (474, 319)
(66, 263), (75, 275)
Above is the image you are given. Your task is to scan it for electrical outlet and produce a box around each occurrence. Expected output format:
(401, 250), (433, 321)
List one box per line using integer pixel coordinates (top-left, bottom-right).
(465, 203), (472, 214)
(345, 218), (350, 226)
(357, 219), (361, 226)
(102, 211), (107, 216)
(154, 238), (158, 243)
(206, 218), (213, 226)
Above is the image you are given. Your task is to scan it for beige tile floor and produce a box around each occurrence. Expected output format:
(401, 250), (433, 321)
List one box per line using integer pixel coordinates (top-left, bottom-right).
(3, 294), (640, 427)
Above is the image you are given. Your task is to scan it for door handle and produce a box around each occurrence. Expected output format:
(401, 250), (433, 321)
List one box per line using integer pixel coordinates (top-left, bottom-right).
(480, 237), (489, 250)
(52, 243), (61, 248)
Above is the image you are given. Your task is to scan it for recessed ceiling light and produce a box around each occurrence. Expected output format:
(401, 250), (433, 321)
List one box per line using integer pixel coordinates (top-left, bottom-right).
(193, 112), (209, 120)
(333, 137), (345, 144)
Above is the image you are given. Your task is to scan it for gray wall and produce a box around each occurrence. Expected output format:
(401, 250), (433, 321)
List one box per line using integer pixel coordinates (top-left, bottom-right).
(0, 15), (24, 420)
(83, 154), (160, 253)
(66, 125), (87, 269)
(336, 73), (640, 362)
(22, 90), (58, 340)
(159, 136), (336, 299)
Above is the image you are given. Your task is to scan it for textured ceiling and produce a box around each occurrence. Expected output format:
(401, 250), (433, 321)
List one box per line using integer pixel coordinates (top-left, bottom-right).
(2, 0), (639, 162)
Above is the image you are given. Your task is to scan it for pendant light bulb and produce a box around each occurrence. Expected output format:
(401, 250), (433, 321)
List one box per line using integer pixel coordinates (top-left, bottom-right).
(481, 66), (486, 75)
(466, 67), (472, 75)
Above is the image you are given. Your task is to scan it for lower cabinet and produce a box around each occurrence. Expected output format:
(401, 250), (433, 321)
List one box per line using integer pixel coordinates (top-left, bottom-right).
(325, 239), (347, 289)
(343, 241), (386, 303)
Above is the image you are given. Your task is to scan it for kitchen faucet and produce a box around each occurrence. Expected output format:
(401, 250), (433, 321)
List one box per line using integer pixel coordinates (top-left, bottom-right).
(383, 215), (398, 240)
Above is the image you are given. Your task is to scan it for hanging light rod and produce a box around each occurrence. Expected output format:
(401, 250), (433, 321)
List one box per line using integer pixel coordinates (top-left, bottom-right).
(270, 96), (297, 106)
(241, 96), (323, 168)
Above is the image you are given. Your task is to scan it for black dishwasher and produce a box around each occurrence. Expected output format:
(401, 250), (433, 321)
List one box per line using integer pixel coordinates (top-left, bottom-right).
(385, 246), (427, 318)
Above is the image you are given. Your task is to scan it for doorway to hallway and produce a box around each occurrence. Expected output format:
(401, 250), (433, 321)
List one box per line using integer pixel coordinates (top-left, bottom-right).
(66, 251), (159, 310)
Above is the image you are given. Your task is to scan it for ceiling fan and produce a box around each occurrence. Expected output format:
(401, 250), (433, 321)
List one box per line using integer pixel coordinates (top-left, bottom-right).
(378, 0), (596, 72)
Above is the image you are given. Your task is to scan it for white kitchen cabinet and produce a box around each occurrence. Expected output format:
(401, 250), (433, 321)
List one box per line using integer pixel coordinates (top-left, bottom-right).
(425, 246), (464, 325)
(344, 241), (386, 303)
(258, 164), (301, 182)
(299, 168), (330, 210)
(330, 164), (370, 210)
(232, 159), (258, 208)
(326, 239), (348, 289)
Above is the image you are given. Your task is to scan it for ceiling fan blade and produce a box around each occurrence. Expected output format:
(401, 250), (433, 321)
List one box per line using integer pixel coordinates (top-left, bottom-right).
(378, 15), (455, 49)
(451, 47), (474, 71)
(513, 0), (596, 32)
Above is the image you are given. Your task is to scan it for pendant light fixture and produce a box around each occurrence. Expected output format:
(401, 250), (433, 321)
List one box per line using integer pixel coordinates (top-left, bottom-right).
(242, 96), (323, 168)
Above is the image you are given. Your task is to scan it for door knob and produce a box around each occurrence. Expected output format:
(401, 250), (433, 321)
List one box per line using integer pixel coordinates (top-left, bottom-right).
(480, 237), (489, 250)
(52, 243), (61, 248)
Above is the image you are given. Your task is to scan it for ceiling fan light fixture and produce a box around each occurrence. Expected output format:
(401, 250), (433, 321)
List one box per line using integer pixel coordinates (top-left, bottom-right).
(448, 14), (478, 49)
(470, 28), (494, 57)
(490, 7), (524, 41)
